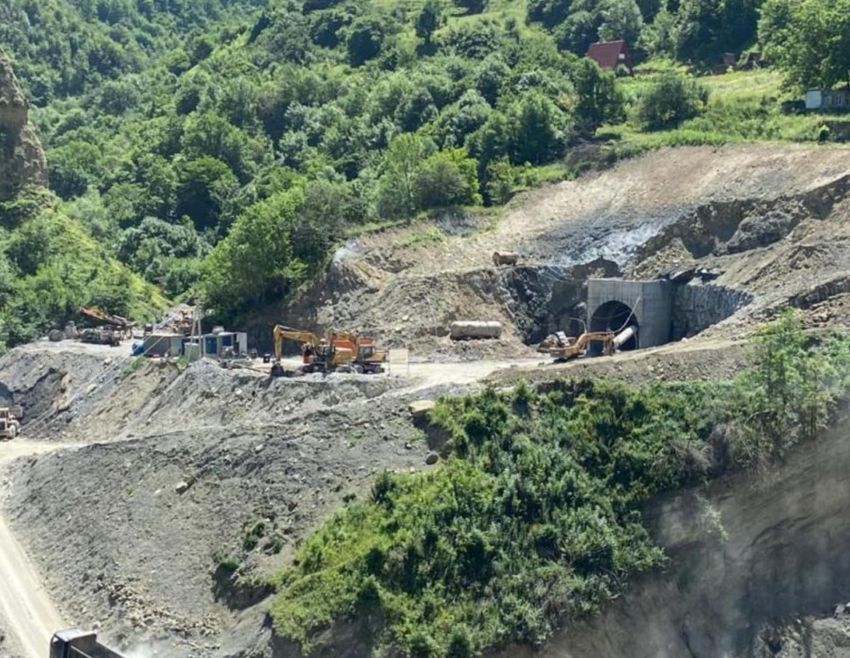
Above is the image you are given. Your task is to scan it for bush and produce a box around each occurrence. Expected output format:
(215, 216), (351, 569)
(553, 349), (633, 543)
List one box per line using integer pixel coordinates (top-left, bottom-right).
(633, 72), (709, 131)
(414, 149), (481, 210)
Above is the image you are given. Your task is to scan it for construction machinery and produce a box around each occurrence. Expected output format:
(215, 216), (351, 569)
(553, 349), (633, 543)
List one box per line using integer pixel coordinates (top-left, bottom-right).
(538, 331), (615, 361)
(50, 629), (124, 658)
(0, 407), (20, 439)
(538, 326), (638, 362)
(272, 325), (353, 376)
(329, 330), (388, 374)
(78, 327), (121, 347)
(80, 306), (135, 338)
(271, 325), (386, 376)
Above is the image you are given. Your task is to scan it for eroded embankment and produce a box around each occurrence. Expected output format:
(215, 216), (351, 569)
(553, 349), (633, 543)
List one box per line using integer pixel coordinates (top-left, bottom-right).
(490, 411), (850, 658)
(0, 343), (462, 656)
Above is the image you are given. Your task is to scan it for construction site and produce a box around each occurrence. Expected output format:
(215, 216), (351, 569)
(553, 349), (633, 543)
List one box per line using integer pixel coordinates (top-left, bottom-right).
(1, 143), (850, 658)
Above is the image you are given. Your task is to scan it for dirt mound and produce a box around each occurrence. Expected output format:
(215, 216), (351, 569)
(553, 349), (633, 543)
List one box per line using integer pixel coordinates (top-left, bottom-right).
(5, 372), (440, 656)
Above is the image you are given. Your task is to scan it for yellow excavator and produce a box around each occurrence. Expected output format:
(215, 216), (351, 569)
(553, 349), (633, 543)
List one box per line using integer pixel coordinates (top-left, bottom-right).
(537, 330), (615, 361)
(328, 330), (388, 374)
(271, 325), (387, 376)
(537, 326), (638, 362)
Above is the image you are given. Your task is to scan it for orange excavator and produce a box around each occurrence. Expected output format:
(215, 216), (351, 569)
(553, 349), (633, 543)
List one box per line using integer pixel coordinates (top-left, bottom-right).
(328, 330), (388, 374)
(271, 325), (386, 376)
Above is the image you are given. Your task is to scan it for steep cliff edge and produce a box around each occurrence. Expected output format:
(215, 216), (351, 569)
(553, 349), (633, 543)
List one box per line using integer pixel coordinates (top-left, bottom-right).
(490, 409), (850, 658)
(0, 52), (47, 201)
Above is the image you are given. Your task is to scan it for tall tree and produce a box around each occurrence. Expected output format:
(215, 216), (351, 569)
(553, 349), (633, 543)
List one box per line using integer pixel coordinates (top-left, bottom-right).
(572, 59), (626, 134)
(760, 0), (850, 90)
(415, 0), (443, 43)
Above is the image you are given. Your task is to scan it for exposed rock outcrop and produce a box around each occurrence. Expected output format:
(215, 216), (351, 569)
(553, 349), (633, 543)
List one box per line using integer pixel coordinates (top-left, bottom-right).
(0, 52), (47, 201)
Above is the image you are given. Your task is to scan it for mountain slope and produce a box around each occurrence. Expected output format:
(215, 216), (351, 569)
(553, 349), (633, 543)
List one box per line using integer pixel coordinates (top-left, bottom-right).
(0, 54), (167, 349)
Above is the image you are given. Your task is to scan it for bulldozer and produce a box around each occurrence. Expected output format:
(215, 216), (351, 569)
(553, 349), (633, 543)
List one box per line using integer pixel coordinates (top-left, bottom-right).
(271, 325), (387, 376)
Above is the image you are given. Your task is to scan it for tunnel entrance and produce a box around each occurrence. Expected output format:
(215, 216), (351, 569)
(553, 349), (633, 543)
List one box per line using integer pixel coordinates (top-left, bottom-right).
(590, 300), (639, 353)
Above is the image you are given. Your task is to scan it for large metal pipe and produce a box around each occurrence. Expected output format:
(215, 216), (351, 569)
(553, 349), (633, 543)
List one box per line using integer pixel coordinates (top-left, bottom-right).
(450, 321), (503, 340)
(613, 325), (637, 349)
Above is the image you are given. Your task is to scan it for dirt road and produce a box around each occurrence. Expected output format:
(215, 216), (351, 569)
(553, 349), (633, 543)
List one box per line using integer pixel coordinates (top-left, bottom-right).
(0, 441), (73, 658)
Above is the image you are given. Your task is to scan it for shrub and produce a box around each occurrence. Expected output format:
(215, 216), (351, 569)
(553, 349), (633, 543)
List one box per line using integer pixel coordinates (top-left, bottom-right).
(414, 149), (481, 210)
(633, 71), (709, 131)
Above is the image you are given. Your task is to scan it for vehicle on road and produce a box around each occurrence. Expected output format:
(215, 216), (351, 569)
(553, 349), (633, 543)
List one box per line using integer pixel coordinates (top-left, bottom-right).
(50, 629), (125, 658)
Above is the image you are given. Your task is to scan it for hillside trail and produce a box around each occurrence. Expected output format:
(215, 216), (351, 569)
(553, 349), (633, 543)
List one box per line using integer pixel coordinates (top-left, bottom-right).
(0, 440), (80, 658)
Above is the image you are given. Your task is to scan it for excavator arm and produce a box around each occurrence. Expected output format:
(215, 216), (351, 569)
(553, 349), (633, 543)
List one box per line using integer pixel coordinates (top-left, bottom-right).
(273, 325), (319, 361)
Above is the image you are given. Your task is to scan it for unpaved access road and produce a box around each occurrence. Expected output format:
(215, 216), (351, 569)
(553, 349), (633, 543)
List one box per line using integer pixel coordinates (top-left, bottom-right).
(0, 441), (76, 658)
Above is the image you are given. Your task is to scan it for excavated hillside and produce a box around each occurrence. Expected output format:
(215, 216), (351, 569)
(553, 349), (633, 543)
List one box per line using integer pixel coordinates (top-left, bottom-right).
(0, 52), (47, 201)
(253, 144), (850, 359)
(1, 144), (850, 658)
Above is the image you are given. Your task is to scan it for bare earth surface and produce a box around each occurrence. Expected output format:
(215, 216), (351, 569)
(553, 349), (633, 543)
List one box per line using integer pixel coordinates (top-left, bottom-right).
(0, 441), (72, 658)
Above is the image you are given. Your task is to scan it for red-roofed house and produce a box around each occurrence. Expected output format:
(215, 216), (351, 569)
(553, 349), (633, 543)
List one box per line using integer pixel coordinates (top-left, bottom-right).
(586, 40), (632, 75)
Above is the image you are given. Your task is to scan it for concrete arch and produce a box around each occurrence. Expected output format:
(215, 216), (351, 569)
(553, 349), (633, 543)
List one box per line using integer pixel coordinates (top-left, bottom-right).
(586, 279), (672, 351)
(590, 300), (639, 351)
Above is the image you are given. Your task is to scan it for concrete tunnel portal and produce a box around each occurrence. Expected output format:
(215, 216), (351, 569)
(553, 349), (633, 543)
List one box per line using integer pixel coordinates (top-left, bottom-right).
(586, 278), (673, 353)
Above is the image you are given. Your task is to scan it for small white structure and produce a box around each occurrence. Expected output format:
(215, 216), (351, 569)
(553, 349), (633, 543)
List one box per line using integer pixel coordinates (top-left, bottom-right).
(201, 329), (248, 358)
(805, 89), (850, 111)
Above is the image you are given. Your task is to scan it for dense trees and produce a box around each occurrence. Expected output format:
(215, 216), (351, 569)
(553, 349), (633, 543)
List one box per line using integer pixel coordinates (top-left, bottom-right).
(530, 0), (767, 65)
(1, 0), (837, 330)
(759, 0), (850, 90)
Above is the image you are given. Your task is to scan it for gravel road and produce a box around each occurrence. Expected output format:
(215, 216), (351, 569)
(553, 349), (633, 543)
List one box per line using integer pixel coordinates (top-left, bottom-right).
(0, 441), (77, 658)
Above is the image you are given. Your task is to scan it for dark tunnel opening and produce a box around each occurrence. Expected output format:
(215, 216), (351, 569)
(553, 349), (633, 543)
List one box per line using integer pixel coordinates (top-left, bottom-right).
(590, 300), (639, 354)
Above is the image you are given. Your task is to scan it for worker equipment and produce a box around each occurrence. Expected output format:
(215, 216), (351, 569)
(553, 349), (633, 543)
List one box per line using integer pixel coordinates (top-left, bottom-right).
(0, 407), (20, 439)
(50, 629), (124, 658)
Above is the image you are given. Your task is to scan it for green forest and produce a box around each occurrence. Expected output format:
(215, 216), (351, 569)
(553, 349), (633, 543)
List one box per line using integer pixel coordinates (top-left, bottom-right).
(1, 0), (849, 344)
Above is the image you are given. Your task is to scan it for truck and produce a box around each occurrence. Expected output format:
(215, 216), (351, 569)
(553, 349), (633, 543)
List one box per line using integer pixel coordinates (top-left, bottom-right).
(50, 629), (125, 658)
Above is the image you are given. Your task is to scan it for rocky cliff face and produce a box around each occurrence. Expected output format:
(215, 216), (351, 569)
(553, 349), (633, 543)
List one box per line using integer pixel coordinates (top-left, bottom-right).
(0, 53), (47, 201)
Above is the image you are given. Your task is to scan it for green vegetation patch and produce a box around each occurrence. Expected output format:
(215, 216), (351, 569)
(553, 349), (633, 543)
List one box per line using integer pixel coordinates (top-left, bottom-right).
(271, 314), (850, 657)
(0, 189), (167, 349)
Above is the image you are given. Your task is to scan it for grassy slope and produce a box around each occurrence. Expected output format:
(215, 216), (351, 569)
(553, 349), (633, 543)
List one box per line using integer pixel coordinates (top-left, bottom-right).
(603, 63), (847, 153)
